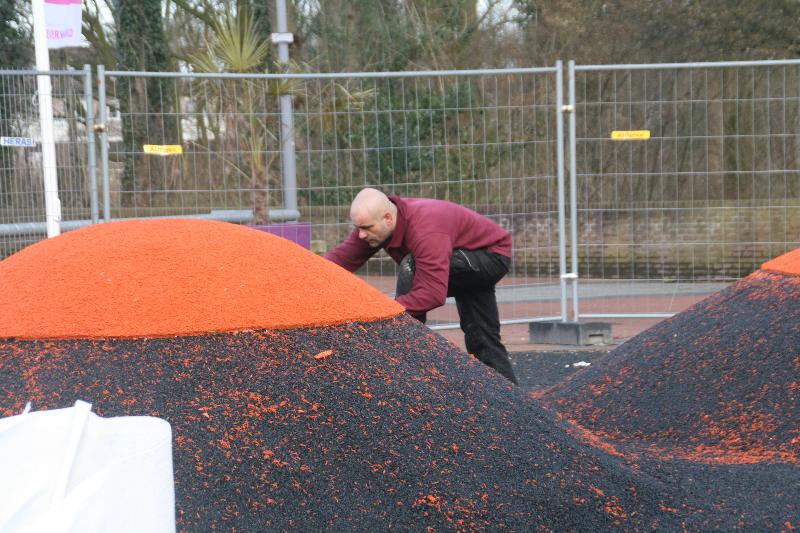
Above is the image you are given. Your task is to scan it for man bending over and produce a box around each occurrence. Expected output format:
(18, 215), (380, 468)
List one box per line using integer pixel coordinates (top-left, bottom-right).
(325, 188), (517, 384)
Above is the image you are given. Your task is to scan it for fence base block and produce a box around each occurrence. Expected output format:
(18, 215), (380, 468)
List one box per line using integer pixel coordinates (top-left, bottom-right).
(528, 321), (612, 346)
(249, 222), (311, 249)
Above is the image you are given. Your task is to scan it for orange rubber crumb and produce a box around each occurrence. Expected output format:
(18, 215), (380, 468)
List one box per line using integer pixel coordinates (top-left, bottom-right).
(761, 247), (800, 275)
(0, 219), (404, 339)
(313, 349), (334, 359)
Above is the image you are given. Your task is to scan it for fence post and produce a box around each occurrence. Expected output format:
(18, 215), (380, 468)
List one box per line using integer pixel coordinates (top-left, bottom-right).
(83, 64), (99, 224)
(555, 60), (568, 322)
(96, 65), (111, 222)
(273, 0), (298, 218)
(568, 60), (580, 321)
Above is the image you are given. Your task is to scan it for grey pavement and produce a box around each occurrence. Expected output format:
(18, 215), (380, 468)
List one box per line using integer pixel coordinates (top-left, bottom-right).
(494, 280), (731, 304)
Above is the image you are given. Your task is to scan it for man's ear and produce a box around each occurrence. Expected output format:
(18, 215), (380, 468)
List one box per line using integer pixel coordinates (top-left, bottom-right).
(383, 210), (395, 229)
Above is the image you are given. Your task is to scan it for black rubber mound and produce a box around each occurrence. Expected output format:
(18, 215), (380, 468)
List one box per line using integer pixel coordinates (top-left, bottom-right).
(3, 315), (689, 531)
(545, 269), (800, 464)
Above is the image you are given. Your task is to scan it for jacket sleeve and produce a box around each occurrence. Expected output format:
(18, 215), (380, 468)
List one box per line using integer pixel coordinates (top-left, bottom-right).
(396, 232), (452, 316)
(324, 229), (378, 272)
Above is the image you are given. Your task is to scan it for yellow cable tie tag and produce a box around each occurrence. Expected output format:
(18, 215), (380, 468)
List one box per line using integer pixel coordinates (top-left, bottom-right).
(143, 144), (183, 155)
(611, 130), (650, 140)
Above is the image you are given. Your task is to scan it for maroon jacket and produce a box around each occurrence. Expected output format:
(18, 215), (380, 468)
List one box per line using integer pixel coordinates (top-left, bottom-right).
(325, 195), (512, 316)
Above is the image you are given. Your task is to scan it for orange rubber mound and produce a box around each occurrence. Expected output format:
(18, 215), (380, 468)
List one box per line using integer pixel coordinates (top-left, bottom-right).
(0, 219), (404, 339)
(761, 247), (800, 275)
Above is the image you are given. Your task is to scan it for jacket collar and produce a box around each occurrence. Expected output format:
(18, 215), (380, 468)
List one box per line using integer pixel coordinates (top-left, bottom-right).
(384, 195), (406, 249)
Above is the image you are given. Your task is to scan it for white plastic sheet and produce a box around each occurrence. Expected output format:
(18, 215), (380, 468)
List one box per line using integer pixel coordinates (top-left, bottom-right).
(0, 400), (175, 533)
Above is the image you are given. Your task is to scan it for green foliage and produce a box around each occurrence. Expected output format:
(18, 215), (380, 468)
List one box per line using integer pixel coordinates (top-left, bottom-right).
(517, 0), (800, 64)
(114, 0), (175, 206)
(190, 10), (270, 73)
(301, 78), (509, 205)
(115, 0), (170, 71)
(0, 0), (33, 210)
(188, 9), (283, 223)
(247, 0), (273, 70)
(0, 0), (32, 69)
(295, 0), (418, 71)
(79, 0), (116, 67)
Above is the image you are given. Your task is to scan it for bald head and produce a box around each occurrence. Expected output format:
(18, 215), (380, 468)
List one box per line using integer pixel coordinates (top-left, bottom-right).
(350, 188), (397, 248)
(351, 188), (392, 219)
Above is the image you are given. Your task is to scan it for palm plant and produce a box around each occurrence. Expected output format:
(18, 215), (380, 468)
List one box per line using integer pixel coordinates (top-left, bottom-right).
(189, 9), (282, 224)
(189, 9), (377, 223)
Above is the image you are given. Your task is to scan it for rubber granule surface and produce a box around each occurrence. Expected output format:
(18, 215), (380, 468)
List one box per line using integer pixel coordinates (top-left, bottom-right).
(1, 221), (797, 531)
(544, 269), (800, 465)
(0, 218), (403, 339)
(3, 316), (797, 531)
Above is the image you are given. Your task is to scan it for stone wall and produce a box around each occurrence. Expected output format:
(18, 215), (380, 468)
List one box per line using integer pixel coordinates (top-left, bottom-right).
(303, 203), (798, 279)
(507, 206), (800, 279)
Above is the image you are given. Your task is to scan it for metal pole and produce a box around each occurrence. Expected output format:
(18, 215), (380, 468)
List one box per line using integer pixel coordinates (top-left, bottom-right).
(31, 0), (61, 237)
(568, 61), (580, 321)
(273, 0), (298, 217)
(103, 65), (560, 79)
(84, 64), (99, 224)
(555, 60), (568, 322)
(0, 207), (301, 237)
(97, 65), (111, 222)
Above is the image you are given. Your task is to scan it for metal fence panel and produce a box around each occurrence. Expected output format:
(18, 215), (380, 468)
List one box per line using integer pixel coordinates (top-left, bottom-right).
(7, 59), (799, 328)
(100, 71), (282, 221)
(99, 67), (563, 327)
(0, 68), (94, 257)
(570, 60), (800, 319)
(293, 69), (564, 327)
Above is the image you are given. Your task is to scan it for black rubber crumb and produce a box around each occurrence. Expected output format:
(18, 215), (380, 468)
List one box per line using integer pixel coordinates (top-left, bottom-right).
(1, 313), (796, 531)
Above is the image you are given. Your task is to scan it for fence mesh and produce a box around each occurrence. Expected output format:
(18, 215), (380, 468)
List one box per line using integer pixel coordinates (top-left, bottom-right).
(292, 72), (561, 325)
(100, 69), (561, 325)
(2, 61), (799, 328)
(572, 62), (800, 317)
(103, 74), (280, 219)
(0, 70), (92, 257)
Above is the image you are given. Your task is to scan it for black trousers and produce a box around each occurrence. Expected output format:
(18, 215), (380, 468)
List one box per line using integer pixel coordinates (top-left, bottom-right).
(396, 249), (518, 384)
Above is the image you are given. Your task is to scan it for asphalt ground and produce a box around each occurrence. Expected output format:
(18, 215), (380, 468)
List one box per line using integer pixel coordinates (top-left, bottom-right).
(509, 349), (609, 390)
(435, 320), (632, 392)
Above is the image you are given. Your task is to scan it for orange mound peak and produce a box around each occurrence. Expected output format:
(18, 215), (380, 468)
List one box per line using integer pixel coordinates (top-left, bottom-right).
(761, 247), (800, 276)
(0, 219), (403, 339)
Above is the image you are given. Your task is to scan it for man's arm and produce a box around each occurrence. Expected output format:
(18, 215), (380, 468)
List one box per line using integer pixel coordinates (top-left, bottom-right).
(324, 229), (378, 272)
(396, 232), (452, 316)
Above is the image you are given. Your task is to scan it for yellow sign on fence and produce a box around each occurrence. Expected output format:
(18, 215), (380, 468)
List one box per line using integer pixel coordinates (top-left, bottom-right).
(143, 144), (183, 155)
(611, 130), (651, 141)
